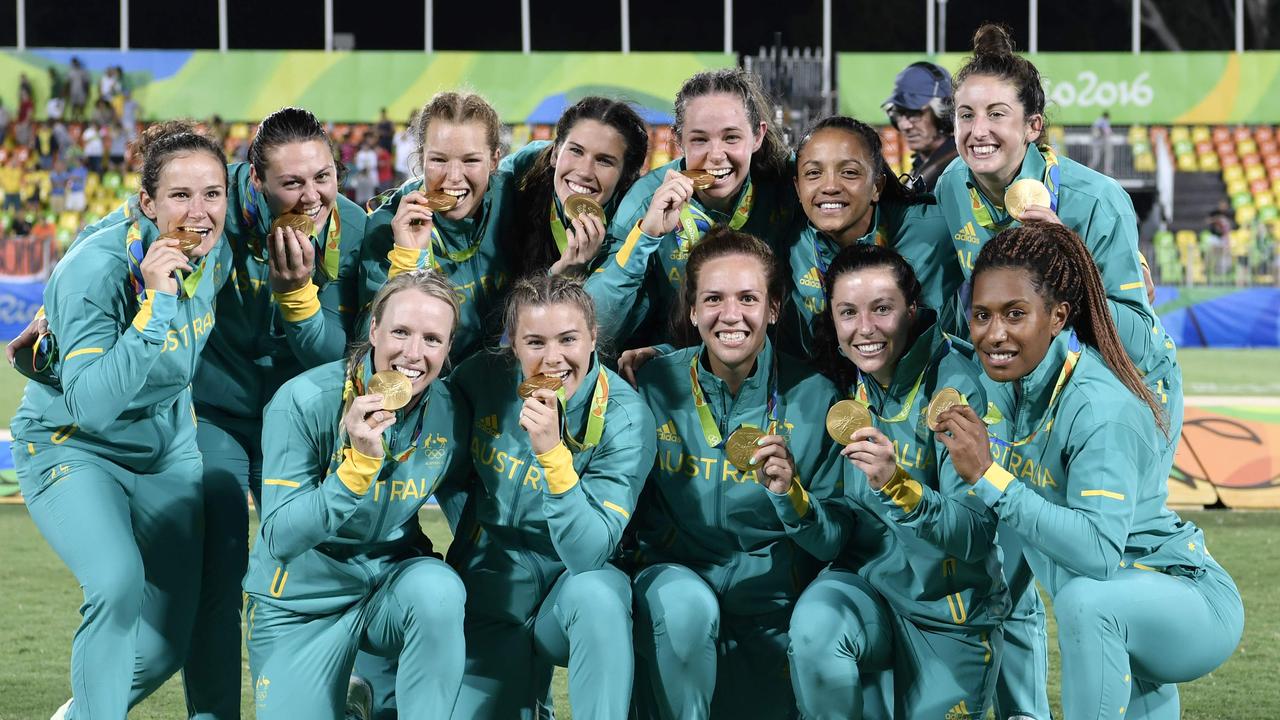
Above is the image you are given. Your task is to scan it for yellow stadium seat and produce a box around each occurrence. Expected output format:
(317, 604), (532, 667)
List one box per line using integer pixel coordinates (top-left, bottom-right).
(1223, 165), (1245, 182)
(1170, 126), (1190, 142)
(1238, 139), (1258, 156)
(1247, 164), (1267, 181)
(1175, 230), (1197, 249)
(1236, 205), (1257, 224)
(1199, 155), (1221, 172)
(1228, 179), (1249, 195)
(1255, 192), (1274, 207)
(1177, 154), (1199, 172)
(1191, 125), (1211, 142)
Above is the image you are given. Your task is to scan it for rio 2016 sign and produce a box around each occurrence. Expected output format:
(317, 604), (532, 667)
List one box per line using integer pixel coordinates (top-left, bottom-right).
(840, 52), (1280, 126)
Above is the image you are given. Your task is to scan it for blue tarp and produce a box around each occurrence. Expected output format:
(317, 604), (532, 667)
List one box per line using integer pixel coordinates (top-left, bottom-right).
(1161, 287), (1280, 348)
(526, 93), (675, 126)
(0, 280), (44, 343)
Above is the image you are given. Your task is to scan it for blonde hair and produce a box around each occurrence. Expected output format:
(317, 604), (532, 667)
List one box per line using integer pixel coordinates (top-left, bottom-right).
(411, 90), (503, 175)
(348, 269), (461, 380)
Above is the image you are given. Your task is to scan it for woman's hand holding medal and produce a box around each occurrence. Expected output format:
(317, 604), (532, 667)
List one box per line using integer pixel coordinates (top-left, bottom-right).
(751, 433), (797, 494)
(268, 223), (316, 293)
(934, 405), (993, 484)
(550, 209), (607, 278)
(392, 190), (437, 250)
(140, 235), (192, 295)
(841, 427), (898, 490)
(344, 392), (396, 459)
(519, 388), (562, 455)
(639, 169), (698, 237)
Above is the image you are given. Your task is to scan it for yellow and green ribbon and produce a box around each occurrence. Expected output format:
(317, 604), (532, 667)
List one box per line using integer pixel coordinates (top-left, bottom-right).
(675, 176), (755, 258)
(967, 145), (1061, 232)
(554, 368), (609, 451)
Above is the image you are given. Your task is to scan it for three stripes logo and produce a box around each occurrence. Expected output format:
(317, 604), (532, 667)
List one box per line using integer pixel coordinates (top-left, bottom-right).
(476, 415), (502, 439)
(656, 420), (681, 444)
(954, 222), (980, 245)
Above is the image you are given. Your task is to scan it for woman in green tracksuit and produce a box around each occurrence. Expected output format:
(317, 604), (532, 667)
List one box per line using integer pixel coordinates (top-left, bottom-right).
(502, 96), (650, 279)
(440, 274), (656, 719)
(782, 116), (964, 356)
(63, 107), (368, 719)
(11, 122), (232, 719)
(585, 68), (799, 350)
(361, 91), (516, 363)
(935, 26), (1182, 719)
(788, 243), (1007, 720)
(630, 228), (846, 719)
(243, 270), (469, 720)
(940, 222), (1242, 720)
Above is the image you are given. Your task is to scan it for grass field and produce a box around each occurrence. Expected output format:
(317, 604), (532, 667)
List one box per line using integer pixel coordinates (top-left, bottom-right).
(1, 507), (1276, 719)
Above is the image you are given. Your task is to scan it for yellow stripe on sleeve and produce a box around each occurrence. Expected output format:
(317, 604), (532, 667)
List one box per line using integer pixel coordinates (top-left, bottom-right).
(263, 478), (301, 488)
(1080, 489), (1126, 501)
(535, 443), (580, 494)
(981, 463), (1015, 492)
(63, 347), (104, 361)
(387, 245), (425, 278)
(785, 478), (812, 518)
(879, 465), (923, 514)
(1119, 281), (1145, 291)
(602, 501), (630, 519)
(131, 289), (157, 332)
(614, 221), (645, 268)
(336, 447), (384, 495)
(273, 282), (321, 323)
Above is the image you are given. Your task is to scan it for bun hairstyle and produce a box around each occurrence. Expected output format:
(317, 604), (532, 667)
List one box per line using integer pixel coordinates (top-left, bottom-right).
(136, 120), (228, 198)
(795, 115), (926, 207)
(954, 23), (1047, 126)
(973, 222), (1166, 434)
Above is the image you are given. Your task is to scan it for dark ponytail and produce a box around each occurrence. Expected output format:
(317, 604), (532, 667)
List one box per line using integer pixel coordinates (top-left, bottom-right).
(136, 120), (228, 198)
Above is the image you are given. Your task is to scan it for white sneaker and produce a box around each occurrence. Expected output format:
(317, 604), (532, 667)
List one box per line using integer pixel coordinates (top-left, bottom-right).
(50, 698), (73, 720)
(345, 675), (373, 720)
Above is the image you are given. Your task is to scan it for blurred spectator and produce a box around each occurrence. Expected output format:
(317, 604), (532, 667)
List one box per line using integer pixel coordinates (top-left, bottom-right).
(82, 125), (104, 173)
(353, 134), (379, 206)
(1, 158), (22, 211)
(208, 114), (227, 146)
(13, 120), (33, 149)
(46, 67), (66, 121)
(67, 57), (89, 120)
(109, 123), (127, 171)
(99, 67), (122, 108)
(121, 92), (140, 140)
(35, 123), (55, 169)
(376, 141), (393, 191)
(109, 66), (128, 118)
(376, 108), (394, 153)
(1206, 201), (1235, 277)
(17, 74), (35, 124)
(881, 62), (956, 192)
(51, 122), (74, 162)
(394, 111), (416, 184)
(1091, 110), (1113, 175)
(0, 99), (10, 142)
(49, 157), (69, 213)
(93, 98), (116, 126)
(65, 157), (87, 212)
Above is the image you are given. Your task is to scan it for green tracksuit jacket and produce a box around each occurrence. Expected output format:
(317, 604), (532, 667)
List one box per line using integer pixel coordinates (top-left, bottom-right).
(585, 159), (799, 347)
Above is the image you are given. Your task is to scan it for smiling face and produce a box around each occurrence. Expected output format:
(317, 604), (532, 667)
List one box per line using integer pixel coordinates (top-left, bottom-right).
(691, 253), (777, 381)
(679, 93), (765, 209)
(970, 266), (1068, 383)
(796, 127), (883, 246)
(830, 267), (916, 386)
(554, 119), (627, 207)
(139, 150), (228, 257)
(368, 288), (456, 400)
(253, 139), (338, 232)
(954, 74), (1042, 196)
(512, 302), (597, 400)
(422, 119), (498, 221)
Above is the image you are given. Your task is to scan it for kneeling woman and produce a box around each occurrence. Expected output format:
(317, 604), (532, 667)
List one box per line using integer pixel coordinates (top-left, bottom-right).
(789, 244), (1007, 719)
(630, 228), (846, 719)
(941, 223), (1243, 719)
(244, 270), (470, 720)
(442, 275), (656, 719)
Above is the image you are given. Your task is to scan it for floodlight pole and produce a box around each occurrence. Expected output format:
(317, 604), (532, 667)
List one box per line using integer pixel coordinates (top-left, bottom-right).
(521, 0), (531, 53)
(1028, 0), (1038, 53)
(120, 0), (128, 50)
(218, 0), (227, 52)
(926, 0), (935, 54)
(16, 0), (25, 50)
(1236, 0), (1245, 52)
(724, 0), (732, 54)
(425, 0), (433, 53)
(621, 0), (630, 53)
(324, 0), (333, 51)
(1132, 0), (1141, 54)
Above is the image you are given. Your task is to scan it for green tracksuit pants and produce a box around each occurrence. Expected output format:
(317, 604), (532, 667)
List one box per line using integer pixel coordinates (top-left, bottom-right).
(451, 563), (633, 719)
(185, 412), (263, 719)
(16, 442), (204, 719)
(1054, 561), (1242, 719)
(788, 568), (1001, 720)
(631, 563), (795, 720)
(246, 557), (466, 720)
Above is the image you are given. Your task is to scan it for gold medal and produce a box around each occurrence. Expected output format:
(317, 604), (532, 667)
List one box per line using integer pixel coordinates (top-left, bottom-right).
(517, 373), (564, 399)
(680, 169), (715, 190)
(926, 387), (965, 431)
(1003, 179), (1051, 220)
(825, 399), (872, 445)
(725, 426), (765, 472)
(423, 191), (459, 212)
(368, 370), (413, 411)
(270, 212), (316, 238)
(563, 193), (605, 222)
(164, 229), (205, 257)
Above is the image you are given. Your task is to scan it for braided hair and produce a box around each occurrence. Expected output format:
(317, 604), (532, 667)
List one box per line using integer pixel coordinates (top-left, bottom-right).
(972, 222), (1166, 433)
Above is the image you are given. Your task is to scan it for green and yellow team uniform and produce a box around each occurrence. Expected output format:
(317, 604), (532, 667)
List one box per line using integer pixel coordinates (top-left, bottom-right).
(973, 330), (1242, 719)
(790, 315), (1008, 720)
(12, 214), (231, 719)
(440, 352), (655, 719)
(74, 171), (367, 718)
(936, 145), (1182, 720)
(780, 199), (966, 357)
(243, 358), (469, 720)
(585, 159), (798, 347)
(630, 339), (846, 719)
(359, 172), (516, 364)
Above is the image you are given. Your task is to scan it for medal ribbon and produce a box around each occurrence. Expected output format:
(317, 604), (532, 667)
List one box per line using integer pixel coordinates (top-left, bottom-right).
(988, 331), (1081, 449)
(549, 198), (571, 255)
(676, 176), (755, 253)
(553, 369), (609, 451)
(125, 221), (208, 301)
(244, 181), (340, 279)
(854, 365), (927, 424)
(688, 349), (782, 448)
(967, 145), (1062, 232)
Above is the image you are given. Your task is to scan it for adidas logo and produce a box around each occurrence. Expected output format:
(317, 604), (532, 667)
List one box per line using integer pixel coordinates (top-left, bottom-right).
(945, 700), (972, 719)
(954, 222), (980, 245)
(476, 414), (501, 438)
(656, 420), (681, 443)
(799, 266), (823, 288)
